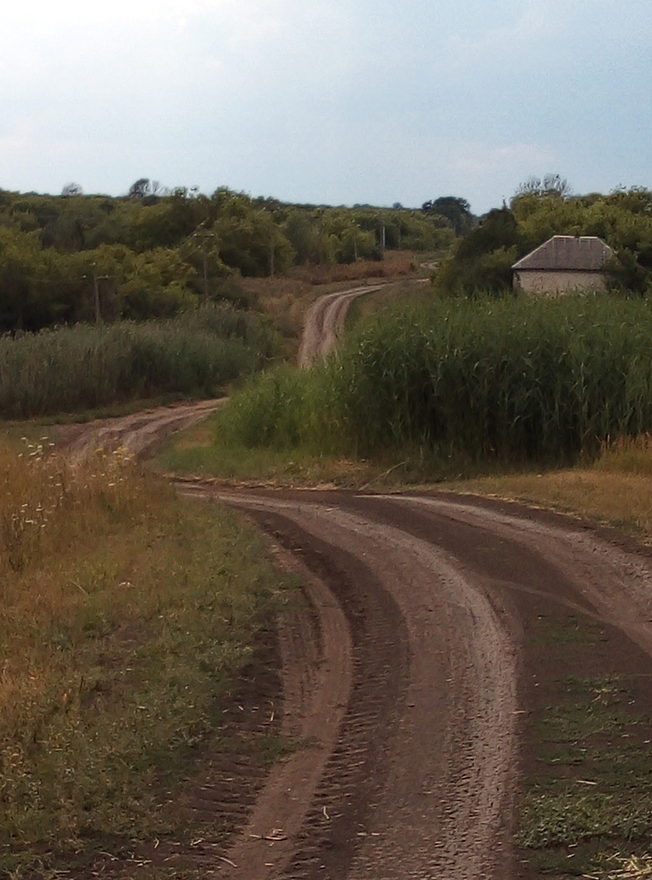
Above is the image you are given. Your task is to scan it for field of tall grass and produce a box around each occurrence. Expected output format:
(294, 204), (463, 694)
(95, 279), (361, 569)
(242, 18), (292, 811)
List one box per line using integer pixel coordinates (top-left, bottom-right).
(220, 294), (652, 469)
(0, 305), (278, 418)
(0, 439), (292, 877)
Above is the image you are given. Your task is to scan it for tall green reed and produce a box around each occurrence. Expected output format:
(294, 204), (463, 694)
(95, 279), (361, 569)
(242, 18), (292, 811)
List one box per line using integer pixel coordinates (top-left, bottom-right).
(0, 305), (278, 418)
(222, 294), (652, 467)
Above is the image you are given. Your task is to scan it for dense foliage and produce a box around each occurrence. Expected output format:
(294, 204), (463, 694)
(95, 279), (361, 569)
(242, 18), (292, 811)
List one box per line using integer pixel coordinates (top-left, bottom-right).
(0, 184), (454, 331)
(434, 185), (652, 295)
(222, 296), (652, 468)
(0, 305), (276, 417)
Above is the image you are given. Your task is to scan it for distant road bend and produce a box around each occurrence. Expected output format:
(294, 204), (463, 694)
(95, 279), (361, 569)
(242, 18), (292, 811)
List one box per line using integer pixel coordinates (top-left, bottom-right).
(297, 283), (387, 366)
(297, 276), (427, 366)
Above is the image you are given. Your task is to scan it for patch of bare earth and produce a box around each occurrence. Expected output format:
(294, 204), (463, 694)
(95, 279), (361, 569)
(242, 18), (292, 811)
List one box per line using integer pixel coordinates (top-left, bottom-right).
(56, 399), (224, 462)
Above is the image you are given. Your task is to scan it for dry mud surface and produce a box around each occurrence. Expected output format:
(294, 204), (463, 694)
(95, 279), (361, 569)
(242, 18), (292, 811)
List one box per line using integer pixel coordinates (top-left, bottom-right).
(175, 484), (652, 880)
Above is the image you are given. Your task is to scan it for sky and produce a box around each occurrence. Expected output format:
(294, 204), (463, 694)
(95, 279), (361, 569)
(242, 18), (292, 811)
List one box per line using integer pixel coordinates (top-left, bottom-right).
(1, 0), (651, 214)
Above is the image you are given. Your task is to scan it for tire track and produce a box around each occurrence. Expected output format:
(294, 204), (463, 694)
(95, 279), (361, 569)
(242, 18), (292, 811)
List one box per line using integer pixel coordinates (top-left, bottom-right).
(381, 494), (652, 659)
(58, 398), (223, 463)
(195, 489), (521, 880)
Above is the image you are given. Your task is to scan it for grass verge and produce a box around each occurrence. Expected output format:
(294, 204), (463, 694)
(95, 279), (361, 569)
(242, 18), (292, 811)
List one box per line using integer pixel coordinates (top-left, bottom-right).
(0, 439), (295, 878)
(0, 305), (277, 419)
(153, 409), (380, 487)
(445, 435), (652, 542)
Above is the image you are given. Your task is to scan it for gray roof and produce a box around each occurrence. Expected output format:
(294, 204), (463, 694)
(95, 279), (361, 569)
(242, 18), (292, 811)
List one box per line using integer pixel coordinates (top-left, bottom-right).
(512, 235), (614, 271)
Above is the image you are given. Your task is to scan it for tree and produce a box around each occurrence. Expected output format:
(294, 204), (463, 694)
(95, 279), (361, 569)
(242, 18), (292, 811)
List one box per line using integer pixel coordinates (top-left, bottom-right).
(120, 248), (198, 318)
(514, 174), (571, 199)
(61, 182), (83, 197)
(127, 178), (168, 200)
(434, 208), (520, 295)
(422, 196), (475, 235)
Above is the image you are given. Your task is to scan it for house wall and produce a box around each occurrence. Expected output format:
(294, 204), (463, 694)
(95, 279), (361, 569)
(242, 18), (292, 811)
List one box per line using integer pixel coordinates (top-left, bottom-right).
(513, 270), (607, 294)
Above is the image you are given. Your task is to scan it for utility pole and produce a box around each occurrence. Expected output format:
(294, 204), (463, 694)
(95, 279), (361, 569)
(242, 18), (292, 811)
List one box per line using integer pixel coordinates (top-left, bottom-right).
(269, 229), (275, 277)
(92, 265), (102, 325)
(83, 262), (107, 325)
(377, 222), (386, 255)
(191, 228), (218, 304)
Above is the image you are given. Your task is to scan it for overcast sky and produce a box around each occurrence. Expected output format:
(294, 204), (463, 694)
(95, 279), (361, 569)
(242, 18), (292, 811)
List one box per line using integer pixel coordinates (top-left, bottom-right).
(2, 0), (650, 213)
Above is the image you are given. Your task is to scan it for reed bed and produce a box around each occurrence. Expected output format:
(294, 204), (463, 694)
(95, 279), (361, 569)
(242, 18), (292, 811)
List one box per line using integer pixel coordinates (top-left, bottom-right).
(222, 294), (652, 467)
(0, 305), (277, 418)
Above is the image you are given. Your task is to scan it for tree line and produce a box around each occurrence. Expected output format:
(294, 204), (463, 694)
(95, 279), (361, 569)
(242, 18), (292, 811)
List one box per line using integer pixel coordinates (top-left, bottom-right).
(0, 183), (459, 331)
(434, 181), (652, 295)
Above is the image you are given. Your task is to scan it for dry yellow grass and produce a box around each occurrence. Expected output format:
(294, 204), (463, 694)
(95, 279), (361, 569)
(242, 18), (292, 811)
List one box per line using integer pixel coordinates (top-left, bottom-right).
(446, 436), (652, 541)
(0, 438), (293, 877)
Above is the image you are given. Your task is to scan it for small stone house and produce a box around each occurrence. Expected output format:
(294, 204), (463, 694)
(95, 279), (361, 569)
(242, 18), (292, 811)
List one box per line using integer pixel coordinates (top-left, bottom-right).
(512, 235), (614, 293)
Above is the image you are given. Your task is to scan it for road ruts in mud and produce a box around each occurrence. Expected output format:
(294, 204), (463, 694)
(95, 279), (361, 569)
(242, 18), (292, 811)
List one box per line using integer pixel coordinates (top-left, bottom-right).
(244, 515), (409, 880)
(193, 489), (521, 880)
(180, 486), (652, 880)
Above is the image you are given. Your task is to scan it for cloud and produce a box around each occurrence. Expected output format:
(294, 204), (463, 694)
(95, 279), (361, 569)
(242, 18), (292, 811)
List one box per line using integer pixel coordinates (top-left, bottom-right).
(452, 142), (556, 176)
(444, 0), (564, 67)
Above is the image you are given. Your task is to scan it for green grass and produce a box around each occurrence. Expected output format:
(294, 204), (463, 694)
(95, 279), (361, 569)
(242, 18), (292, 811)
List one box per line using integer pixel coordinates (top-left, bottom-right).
(0, 305), (278, 419)
(532, 615), (605, 646)
(154, 406), (381, 486)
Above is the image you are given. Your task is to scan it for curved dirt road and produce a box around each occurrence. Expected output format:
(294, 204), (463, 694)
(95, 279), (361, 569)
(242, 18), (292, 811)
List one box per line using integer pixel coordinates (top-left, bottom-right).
(297, 283), (387, 366)
(52, 401), (652, 878)
(57, 398), (223, 462)
(46, 277), (652, 877)
(173, 484), (652, 880)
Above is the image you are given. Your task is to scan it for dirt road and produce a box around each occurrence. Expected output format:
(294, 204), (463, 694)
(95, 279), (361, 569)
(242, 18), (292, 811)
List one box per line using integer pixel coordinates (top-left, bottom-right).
(173, 484), (652, 879)
(46, 282), (652, 877)
(297, 283), (389, 366)
(51, 399), (652, 877)
(57, 398), (223, 462)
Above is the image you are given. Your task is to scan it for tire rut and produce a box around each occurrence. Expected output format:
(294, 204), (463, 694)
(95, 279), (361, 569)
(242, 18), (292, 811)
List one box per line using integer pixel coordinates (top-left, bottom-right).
(58, 399), (223, 463)
(208, 490), (520, 880)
